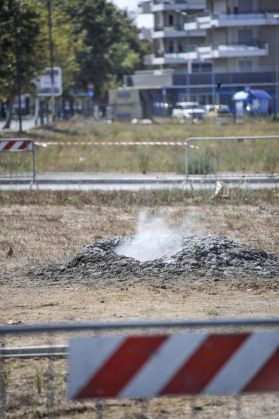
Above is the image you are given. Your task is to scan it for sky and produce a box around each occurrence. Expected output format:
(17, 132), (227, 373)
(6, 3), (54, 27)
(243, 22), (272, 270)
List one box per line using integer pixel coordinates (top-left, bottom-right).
(110, 0), (139, 10)
(109, 0), (153, 27)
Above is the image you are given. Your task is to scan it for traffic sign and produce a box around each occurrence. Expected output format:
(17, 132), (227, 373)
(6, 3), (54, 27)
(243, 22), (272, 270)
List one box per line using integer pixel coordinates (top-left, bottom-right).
(87, 83), (95, 98)
(37, 67), (62, 97)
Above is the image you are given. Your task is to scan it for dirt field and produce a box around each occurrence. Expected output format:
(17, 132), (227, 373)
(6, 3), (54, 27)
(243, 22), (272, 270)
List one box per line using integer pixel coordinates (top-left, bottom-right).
(0, 194), (279, 418)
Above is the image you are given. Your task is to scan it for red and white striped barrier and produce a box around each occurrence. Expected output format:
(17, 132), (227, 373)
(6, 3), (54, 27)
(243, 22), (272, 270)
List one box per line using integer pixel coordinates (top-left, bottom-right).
(68, 332), (279, 400)
(0, 139), (33, 152)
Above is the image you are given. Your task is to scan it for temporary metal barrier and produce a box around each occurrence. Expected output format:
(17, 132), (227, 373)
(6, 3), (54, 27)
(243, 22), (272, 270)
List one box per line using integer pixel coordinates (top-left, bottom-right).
(35, 136), (279, 189)
(0, 136), (278, 190)
(184, 135), (279, 182)
(0, 318), (278, 418)
(0, 138), (36, 183)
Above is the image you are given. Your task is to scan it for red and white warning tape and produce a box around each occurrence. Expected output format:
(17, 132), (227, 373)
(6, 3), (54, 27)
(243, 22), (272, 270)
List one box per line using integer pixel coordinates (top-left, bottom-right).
(69, 332), (279, 400)
(35, 141), (189, 147)
(0, 139), (33, 152)
(35, 141), (199, 149)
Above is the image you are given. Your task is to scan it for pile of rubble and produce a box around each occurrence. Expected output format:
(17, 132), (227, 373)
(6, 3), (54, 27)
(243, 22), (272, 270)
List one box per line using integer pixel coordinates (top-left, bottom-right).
(40, 235), (279, 285)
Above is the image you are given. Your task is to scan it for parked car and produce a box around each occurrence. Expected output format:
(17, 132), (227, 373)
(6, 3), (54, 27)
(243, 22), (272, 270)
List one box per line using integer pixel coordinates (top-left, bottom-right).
(172, 102), (206, 120)
(205, 104), (233, 121)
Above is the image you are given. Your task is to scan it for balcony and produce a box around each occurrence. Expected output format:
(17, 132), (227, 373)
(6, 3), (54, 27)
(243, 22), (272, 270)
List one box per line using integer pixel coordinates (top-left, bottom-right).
(215, 43), (268, 58)
(198, 42), (268, 60)
(211, 13), (273, 27)
(145, 41), (268, 66)
(152, 26), (206, 39)
(185, 12), (279, 30)
(150, 0), (205, 13)
(144, 49), (198, 66)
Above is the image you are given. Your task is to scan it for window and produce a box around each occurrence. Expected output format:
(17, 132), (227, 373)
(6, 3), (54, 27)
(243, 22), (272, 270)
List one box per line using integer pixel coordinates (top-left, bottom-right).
(238, 29), (253, 44)
(238, 0), (254, 13)
(238, 60), (253, 71)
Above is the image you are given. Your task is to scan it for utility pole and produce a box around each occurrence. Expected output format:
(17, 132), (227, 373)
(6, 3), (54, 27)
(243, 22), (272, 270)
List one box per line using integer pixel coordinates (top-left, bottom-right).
(275, 17), (279, 118)
(176, 9), (190, 100)
(185, 16), (190, 101)
(47, 0), (55, 121)
(211, 26), (216, 105)
(13, 0), (22, 133)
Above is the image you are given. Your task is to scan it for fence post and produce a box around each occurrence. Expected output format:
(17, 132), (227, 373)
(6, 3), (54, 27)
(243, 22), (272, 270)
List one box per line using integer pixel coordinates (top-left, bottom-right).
(47, 334), (54, 419)
(184, 142), (189, 181)
(32, 141), (36, 184)
(0, 337), (6, 418)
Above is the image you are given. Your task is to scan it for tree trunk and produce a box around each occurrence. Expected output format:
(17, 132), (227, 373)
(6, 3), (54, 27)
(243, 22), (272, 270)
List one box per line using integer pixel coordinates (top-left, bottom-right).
(3, 96), (14, 129)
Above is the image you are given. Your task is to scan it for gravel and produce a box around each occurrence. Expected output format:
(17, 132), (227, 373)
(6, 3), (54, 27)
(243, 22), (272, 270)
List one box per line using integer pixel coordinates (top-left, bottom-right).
(35, 235), (279, 286)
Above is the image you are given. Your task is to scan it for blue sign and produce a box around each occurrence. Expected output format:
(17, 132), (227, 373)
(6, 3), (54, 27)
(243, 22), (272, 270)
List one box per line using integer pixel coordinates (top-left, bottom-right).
(87, 84), (95, 98)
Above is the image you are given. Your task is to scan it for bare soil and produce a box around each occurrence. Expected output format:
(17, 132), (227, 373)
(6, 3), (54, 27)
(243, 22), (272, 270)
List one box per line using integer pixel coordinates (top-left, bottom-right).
(0, 199), (279, 418)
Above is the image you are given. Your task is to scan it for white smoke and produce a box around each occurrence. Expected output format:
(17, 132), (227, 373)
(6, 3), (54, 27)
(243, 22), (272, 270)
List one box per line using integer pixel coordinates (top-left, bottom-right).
(115, 211), (184, 262)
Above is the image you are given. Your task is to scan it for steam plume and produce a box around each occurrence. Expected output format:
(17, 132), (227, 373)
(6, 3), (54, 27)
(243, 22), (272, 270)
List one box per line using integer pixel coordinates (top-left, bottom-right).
(115, 211), (184, 262)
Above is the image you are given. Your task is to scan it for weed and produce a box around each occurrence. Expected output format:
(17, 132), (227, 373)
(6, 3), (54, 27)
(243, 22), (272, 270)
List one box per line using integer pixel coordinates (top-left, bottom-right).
(0, 188), (278, 208)
(207, 308), (218, 316)
(138, 149), (150, 174)
(35, 367), (44, 396)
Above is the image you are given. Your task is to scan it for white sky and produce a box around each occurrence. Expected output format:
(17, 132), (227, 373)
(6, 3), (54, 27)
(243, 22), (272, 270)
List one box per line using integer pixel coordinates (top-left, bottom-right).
(109, 0), (139, 11)
(108, 0), (153, 27)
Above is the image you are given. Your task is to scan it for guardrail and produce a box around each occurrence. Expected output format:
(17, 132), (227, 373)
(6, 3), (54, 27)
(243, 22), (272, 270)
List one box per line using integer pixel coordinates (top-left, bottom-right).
(0, 318), (278, 418)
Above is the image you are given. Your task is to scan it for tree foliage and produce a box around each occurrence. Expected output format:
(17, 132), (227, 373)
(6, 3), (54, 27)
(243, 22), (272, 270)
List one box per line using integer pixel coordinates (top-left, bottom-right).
(64, 0), (149, 97)
(0, 0), (150, 103)
(0, 0), (44, 101)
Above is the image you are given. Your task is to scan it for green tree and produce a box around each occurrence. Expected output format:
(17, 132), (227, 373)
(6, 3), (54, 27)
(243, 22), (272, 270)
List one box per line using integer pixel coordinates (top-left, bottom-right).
(0, 0), (150, 124)
(36, 0), (81, 95)
(64, 0), (149, 98)
(0, 0), (44, 126)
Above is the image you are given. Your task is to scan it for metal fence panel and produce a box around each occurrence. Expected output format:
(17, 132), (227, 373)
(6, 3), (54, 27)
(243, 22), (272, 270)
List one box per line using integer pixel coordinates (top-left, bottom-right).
(0, 319), (279, 418)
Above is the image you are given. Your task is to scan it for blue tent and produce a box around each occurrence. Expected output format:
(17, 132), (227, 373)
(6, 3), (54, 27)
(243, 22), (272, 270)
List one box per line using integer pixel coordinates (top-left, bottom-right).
(232, 87), (272, 117)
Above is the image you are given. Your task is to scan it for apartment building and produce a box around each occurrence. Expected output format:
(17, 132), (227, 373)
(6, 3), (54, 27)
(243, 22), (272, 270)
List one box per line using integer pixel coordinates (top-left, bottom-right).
(117, 0), (279, 118)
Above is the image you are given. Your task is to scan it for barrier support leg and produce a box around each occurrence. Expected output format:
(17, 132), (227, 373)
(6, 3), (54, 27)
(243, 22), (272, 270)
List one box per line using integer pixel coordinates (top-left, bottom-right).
(184, 143), (189, 181)
(32, 142), (36, 184)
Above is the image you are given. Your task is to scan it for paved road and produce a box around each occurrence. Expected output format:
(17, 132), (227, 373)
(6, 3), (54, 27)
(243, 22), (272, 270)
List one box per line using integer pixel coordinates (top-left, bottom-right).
(0, 172), (278, 191)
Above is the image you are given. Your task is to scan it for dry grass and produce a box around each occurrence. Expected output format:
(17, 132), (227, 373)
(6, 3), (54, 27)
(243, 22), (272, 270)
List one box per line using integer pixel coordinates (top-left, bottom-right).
(0, 188), (278, 207)
(1, 193), (278, 279)
(1, 195), (279, 418)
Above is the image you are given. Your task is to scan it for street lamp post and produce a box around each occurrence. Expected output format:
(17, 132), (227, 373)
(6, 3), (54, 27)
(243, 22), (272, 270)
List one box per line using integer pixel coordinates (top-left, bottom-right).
(275, 16), (279, 118)
(47, 0), (56, 122)
(176, 9), (190, 101)
(13, 0), (22, 133)
(211, 25), (216, 105)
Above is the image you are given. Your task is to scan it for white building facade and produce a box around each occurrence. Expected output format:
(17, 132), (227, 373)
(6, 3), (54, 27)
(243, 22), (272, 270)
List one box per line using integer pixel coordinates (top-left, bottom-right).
(120, 0), (279, 117)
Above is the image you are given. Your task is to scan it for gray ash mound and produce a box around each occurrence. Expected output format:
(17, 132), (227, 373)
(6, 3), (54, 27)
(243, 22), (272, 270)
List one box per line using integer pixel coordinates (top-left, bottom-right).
(43, 235), (279, 284)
